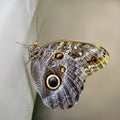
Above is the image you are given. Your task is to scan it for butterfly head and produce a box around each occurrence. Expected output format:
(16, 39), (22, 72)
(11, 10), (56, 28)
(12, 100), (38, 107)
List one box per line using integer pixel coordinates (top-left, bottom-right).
(28, 41), (41, 61)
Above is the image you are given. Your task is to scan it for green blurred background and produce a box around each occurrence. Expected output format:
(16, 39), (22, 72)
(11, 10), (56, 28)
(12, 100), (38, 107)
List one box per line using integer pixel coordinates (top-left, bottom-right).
(32, 0), (120, 120)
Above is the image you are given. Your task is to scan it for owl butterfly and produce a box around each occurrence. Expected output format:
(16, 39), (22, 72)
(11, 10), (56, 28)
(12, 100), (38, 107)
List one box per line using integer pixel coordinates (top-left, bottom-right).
(28, 40), (109, 111)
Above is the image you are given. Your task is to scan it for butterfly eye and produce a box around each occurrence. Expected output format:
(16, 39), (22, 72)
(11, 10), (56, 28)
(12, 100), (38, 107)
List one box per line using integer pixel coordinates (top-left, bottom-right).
(34, 50), (39, 55)
(55, 53), (64, 59)
(46, 74), (61, 90)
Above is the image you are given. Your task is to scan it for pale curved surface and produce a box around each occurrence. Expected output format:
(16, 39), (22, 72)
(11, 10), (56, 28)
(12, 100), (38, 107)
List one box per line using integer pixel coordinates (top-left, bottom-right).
(0, 0), (39, 120)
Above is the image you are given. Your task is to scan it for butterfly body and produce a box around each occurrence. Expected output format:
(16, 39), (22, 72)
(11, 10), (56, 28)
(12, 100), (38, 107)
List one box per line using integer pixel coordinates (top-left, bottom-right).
(29, 40), (109, 111)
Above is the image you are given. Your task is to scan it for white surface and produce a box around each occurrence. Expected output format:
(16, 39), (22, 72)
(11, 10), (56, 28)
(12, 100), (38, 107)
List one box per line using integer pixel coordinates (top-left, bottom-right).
(0, 0), (39, 120)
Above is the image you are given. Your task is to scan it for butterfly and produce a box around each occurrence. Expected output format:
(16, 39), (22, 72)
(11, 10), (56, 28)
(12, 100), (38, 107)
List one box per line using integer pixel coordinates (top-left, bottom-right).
(28, 40), (109, 111)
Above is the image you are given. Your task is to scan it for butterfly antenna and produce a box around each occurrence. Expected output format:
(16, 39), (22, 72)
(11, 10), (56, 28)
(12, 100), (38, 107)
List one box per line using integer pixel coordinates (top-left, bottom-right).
(36, 16), (46, 42)
(16, 41), (33, 48)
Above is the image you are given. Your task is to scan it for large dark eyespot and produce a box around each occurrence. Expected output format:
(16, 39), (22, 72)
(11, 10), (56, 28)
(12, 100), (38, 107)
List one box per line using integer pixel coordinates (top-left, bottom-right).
(46, 74), (61, 90)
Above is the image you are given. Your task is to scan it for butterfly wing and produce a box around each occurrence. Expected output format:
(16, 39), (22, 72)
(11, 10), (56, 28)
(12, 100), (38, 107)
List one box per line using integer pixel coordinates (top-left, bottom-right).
(30, 40), (109, 110)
